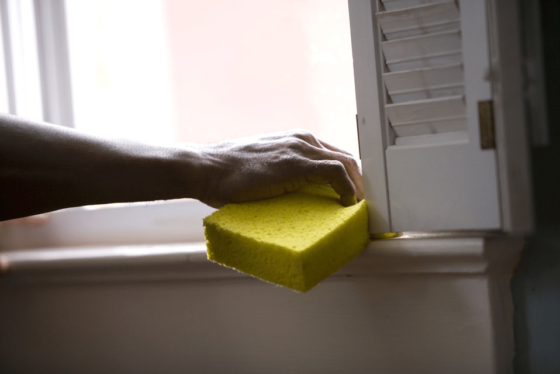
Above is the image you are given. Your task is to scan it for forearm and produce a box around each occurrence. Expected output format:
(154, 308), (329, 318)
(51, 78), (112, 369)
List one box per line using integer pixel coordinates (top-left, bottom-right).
(1, 113), (362, 220)
(0, 114), (201, 220)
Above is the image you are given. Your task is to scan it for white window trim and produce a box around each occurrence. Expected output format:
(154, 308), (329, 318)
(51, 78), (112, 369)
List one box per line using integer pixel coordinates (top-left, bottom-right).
(0, 0), (42, 118)
(0, 199), (216, 250)
(33, 0), (74, 127)
(0, 0), (213, 250)
(1, 234), (522, 282)
(0, 0), (534, 253)
(0, 3), (529, 371)
(0, 235), (525, 374)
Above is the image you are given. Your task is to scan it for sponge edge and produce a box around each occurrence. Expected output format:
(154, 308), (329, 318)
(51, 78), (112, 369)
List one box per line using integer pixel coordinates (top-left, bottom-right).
(203, 184), (369, 293)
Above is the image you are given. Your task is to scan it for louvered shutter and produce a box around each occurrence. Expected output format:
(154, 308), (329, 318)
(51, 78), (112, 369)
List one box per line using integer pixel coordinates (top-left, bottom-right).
(349, 0), (533, 234)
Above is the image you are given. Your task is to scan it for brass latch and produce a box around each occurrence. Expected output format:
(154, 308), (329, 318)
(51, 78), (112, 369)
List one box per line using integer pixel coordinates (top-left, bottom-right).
(478, 100), (495, 149)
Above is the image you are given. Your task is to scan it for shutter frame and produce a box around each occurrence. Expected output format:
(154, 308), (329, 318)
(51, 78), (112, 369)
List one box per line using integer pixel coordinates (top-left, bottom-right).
(349, 0), (534, 234)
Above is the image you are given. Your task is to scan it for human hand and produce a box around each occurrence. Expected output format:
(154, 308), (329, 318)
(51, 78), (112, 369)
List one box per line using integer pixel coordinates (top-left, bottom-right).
(0, 214), (51, 226)
(0, 255), (8, 276)
(195, 130), (363, 208)
(0, 215), (48, 275)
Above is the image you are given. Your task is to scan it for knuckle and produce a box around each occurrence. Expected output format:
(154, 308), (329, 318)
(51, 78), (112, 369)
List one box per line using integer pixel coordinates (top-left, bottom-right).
(323, 159), (345, 172)
(286, 138), (303, 148)
(278, 153), (298, 167)
(286, 138), (311, 153)
(291, 129), (314, 140)
(346, 155), (359, 168)
(333, 153), (358, 168)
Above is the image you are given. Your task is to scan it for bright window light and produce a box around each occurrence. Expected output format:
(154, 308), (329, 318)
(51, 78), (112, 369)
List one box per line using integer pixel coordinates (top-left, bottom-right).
(65, 0), (359, 157)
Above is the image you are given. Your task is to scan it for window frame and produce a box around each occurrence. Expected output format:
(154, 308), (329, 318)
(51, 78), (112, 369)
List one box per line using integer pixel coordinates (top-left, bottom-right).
(0, 0), (43, 118)
(0, 0), (214, 250)
(2, 0), (536, 252)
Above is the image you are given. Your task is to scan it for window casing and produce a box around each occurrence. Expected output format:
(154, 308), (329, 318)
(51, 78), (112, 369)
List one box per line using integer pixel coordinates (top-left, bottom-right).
(0, 0), (212, 249)
(0, 0), (539, 252)
(0, 0), (360, 249)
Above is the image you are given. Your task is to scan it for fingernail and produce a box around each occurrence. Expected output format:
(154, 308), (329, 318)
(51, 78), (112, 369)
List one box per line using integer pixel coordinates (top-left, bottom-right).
(341, 195), (357, 207)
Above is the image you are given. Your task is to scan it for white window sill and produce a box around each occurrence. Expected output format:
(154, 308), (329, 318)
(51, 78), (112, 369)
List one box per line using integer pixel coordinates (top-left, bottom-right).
(0, 235), (524, 285)
(0, 199), (217, 250)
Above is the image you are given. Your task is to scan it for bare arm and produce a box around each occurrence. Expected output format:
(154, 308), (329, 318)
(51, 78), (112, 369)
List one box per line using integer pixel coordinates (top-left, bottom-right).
(0, 114), (363, 221)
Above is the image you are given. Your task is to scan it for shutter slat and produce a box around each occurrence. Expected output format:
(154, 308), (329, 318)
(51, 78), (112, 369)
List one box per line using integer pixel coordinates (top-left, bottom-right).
(377, 2), (466, 144)
(376, 1), (460, 41)
(381, 0), (448, 12)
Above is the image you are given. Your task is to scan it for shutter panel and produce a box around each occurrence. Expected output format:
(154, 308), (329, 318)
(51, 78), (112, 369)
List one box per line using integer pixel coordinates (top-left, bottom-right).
(349, 0), (533, 234)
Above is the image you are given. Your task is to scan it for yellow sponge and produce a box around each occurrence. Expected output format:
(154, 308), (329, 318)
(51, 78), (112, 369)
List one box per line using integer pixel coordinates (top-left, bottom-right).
(203, 184), (369, 292)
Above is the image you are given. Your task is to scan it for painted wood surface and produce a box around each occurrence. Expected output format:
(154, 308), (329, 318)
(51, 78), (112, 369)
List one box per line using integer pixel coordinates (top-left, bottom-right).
(0, 237), (522, 374)
(376, 1), (460, 41)
(486, 0), (534, 234)
(350, 0), (509, 232)
(348, 0), (392, 233)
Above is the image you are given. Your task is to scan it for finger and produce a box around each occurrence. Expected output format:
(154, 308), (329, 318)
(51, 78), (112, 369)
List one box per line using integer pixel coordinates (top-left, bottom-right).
(337, 157), (364, 201)
(341, 194), (357, 206)
(0, 255), (9, 276)
(305, 147), (364, 201)
(316, 138), (354, 157)
(288, 129), (323, 148)
(289, 130), (355, 159)
(266, 131), (355, 167)
(306, 160), (357, 206)
(250, 129), (311, 143)
(331, 153), (363, 201)
(341, 155), (364, 201)
(285, 134), (362, 199)
(265, 129), (328, 151)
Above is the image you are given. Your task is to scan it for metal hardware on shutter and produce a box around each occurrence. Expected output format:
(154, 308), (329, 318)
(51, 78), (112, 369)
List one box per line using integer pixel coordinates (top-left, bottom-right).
(478, 100), (495, 149)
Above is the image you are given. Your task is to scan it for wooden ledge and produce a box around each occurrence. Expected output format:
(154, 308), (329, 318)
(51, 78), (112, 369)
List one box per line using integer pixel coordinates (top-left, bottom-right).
(0, 236), (524, 285)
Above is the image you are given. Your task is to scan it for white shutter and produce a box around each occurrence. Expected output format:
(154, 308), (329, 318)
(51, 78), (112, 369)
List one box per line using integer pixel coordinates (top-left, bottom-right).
(349, 0), (533, 234)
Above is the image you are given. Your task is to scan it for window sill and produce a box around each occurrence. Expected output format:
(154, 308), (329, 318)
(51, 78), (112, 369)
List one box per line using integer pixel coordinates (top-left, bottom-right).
(0, 235), (524, 285)
(0, 199), (216, 250)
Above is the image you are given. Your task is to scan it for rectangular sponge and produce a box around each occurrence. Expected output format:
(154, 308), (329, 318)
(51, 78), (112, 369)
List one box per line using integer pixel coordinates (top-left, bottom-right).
(203, 184), (369, 293)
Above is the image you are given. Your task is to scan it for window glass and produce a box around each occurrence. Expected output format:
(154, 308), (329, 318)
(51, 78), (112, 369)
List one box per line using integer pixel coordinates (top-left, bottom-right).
(65, 0), (359, 157)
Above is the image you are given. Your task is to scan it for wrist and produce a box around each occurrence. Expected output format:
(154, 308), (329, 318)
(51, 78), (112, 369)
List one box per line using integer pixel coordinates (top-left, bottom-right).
(169, 144), (208, 201)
